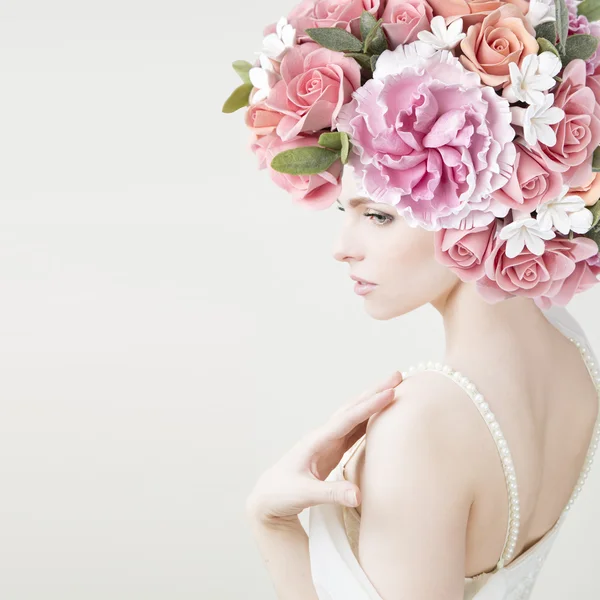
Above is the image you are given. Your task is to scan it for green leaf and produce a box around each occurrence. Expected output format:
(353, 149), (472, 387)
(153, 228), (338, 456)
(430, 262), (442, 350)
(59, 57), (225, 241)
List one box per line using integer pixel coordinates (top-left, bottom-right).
(537, 37), (561, 58)
(563, 34), (599, 65)
(593, 146), (600, 172)
(535, 21), (557, 43)
(555, 0), (569, 55)
(578, 0), (600, 22)
(370, 53), (380, 72)
(318, 132), (343, 150)
(270, 146), (341, 175)
(584, 223), (600, 247)
(305, 27), (363, 53)
(232, 60), (253, 84)
(343, 52), (373, 70)
(590, 201), (600, 228)
(360, 11), (378, 42)
(340, 132), (350, 164)
(362, 17), (387, 54)
(222, 83), (253, 114)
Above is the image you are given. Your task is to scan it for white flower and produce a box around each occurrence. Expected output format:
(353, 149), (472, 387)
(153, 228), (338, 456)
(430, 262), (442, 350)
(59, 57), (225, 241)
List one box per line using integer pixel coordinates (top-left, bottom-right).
(417, 16), (466, 51)
(511, 93), (565, 146)
(502, 52), (561, 105)
(262, 17), (296, 61)
(526, 0), (556, 28)
(536, 184), (594, 234)
(499, 217), (556, 257)
(249, 53), (280, 104)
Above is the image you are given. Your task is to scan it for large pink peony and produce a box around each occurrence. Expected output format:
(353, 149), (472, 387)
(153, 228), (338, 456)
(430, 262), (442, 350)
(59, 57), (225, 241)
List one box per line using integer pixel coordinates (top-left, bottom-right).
(475, 235), (599, 305)
(381, 0), (434, 48)
(434, 220), (498, 281)
(284, 0), (382, 41)
(265, 43), (361, 142)
(336, 43), (516, 231)
(491, 141), (564, 212)
(250, 133), (342, 209)
(537, 59), (600, 188)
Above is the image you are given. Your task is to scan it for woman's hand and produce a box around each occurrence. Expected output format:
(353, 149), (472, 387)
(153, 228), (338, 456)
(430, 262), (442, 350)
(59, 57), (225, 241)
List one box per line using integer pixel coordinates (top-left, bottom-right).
(245, 371), (404, 525)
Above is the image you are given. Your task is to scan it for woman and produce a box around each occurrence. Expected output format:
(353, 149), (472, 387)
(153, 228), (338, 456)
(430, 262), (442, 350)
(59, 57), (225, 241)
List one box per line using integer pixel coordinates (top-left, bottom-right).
(245, 169), (600, 600)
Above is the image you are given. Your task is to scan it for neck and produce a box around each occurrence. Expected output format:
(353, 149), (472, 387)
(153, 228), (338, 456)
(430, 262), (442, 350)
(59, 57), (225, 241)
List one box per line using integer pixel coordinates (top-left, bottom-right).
(431, 281), (561, 370)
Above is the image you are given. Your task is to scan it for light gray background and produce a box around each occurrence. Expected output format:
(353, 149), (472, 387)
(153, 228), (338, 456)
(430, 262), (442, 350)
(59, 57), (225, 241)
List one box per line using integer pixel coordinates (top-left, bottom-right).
(0, 1), (598, 598)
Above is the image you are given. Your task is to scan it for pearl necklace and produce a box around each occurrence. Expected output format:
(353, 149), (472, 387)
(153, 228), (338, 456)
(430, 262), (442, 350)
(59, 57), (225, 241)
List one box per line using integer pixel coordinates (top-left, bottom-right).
(399, 337), (600, 569)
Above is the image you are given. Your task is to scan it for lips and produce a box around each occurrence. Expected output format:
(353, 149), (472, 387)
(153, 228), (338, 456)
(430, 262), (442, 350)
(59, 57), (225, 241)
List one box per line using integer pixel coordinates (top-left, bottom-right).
(350, 275), (376, 285)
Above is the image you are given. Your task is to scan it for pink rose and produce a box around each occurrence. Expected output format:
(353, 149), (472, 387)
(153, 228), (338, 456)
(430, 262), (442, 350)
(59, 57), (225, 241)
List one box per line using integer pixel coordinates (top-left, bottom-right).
(285, 0), (382, 41)
(492, 142), (564, 212)
(535, 251), (600, 309)
(426, 0), (529, 27)
(245, 101), (284, 137)
(336, 46), (515, 231)
(381, 0), (434, 48)
(265, 43), (361, 142)
(537, 59), (600, 188)
(586, 60), (600, 104)
(250, 133), (343, 208)
(434, 220), (498, 281)
(475, 235), (599, 304)
(458, 4), (539, 89)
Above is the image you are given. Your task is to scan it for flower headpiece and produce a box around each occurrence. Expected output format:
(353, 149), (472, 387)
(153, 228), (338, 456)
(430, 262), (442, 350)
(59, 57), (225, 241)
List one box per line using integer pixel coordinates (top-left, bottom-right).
(223, 0), (600, 309)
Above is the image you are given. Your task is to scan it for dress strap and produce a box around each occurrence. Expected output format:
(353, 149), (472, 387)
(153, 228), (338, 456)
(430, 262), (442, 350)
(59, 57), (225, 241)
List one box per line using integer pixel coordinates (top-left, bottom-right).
(401, 361), (519, 570)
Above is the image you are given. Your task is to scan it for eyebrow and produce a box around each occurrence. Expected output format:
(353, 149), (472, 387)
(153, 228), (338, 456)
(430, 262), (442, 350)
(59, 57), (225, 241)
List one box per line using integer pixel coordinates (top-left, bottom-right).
(337, 197), (370, 208)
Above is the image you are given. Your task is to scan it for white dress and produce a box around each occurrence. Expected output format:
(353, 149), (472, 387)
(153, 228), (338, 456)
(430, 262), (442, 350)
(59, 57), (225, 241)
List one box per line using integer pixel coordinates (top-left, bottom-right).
(305, 305), (600, 600)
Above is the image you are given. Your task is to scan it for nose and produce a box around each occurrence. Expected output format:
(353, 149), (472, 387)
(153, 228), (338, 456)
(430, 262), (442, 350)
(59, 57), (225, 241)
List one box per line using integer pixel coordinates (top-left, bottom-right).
(332, 225), (364, 264)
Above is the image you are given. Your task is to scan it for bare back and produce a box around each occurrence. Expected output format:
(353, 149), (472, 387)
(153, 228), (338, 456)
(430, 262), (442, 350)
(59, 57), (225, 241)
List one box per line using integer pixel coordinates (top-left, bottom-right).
(343, 318), (599, 578)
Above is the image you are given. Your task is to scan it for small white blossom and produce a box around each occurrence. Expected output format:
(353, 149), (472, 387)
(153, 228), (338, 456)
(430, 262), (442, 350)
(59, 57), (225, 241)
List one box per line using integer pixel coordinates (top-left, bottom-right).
(417, 16), (466, 51)
(499, 217), (556, 258)
(249, 53), (280, 104)
(527, 0), (556, 28)
(262, 17), (296, 61)
(511, 93), (565, 146)
(536, 184), (594, 235)
(502, 52), (562, 105)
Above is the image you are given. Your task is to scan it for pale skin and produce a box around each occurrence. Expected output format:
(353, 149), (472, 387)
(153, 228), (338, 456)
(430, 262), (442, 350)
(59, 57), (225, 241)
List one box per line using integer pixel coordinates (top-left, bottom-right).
(246, 167), (600, 599)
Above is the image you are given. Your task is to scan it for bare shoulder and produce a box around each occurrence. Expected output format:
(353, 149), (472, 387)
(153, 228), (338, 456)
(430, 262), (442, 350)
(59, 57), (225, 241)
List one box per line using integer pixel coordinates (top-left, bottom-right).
(351, 371), (484, 597)
(366, 370), (485, 466)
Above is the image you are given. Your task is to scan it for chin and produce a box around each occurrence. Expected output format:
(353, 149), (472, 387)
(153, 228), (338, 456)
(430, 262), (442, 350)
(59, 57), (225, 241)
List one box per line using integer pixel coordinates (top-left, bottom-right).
(363, 302), (398, 321)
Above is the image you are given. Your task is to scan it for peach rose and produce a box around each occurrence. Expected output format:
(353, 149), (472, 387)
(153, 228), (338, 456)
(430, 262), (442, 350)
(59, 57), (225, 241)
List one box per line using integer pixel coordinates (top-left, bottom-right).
(245, 101), (284, 137)
(570, 172), (600, 207)
(381, 0), (434, 48)
(458, 4), (538, 89)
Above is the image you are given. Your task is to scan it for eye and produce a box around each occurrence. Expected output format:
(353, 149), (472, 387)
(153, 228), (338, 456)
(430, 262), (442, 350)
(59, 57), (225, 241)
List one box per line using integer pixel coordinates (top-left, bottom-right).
(364, 210), (393, 225)
(337, 205), (345, 212)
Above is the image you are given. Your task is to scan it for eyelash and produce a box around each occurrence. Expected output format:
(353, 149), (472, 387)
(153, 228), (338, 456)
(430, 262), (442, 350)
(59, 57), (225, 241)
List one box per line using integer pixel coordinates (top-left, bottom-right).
(337, 205), (393, 226)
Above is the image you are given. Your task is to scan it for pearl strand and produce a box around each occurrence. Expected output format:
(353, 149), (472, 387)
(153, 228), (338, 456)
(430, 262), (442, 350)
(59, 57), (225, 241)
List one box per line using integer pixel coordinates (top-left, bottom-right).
(400, 360), (520, 567)
(559, 339), (600, 520)
(399, 339), (600, 569)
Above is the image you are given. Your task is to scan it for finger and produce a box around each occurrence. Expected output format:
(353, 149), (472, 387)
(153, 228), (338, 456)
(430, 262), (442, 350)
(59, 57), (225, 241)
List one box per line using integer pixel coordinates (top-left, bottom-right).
(329, 387), (397, 438)
(309, 480), (361, 508)
(356, 370), (403, 403)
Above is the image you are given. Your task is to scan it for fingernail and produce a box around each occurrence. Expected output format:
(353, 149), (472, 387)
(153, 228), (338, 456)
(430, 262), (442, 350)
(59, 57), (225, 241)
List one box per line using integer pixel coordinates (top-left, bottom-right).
(345, 489), (358, 506)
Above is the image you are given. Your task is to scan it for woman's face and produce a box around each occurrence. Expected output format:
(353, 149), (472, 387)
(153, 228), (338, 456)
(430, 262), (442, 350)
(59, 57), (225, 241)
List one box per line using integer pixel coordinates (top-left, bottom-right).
(332, 168), (458, 320)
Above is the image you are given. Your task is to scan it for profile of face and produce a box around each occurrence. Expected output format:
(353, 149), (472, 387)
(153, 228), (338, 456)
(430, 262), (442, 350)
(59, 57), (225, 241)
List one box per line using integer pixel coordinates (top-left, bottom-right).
(332, 167), (460, 320)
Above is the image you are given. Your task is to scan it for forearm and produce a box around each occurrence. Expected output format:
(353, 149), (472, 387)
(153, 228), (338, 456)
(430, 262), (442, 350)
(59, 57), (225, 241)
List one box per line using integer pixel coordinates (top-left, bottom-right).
(248, 515), (320, 600)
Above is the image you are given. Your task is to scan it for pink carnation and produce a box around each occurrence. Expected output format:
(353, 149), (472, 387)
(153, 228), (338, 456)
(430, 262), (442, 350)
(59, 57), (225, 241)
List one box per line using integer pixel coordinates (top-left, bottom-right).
(434, 220), (498, 281)
(475, 235), (599, 305)
(381, 0), (434, 48)
(537, 59), (600, 188)
(250, 133), (342, 208)
(265, 43), (361, 142)
(336, 44), (515, 231)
